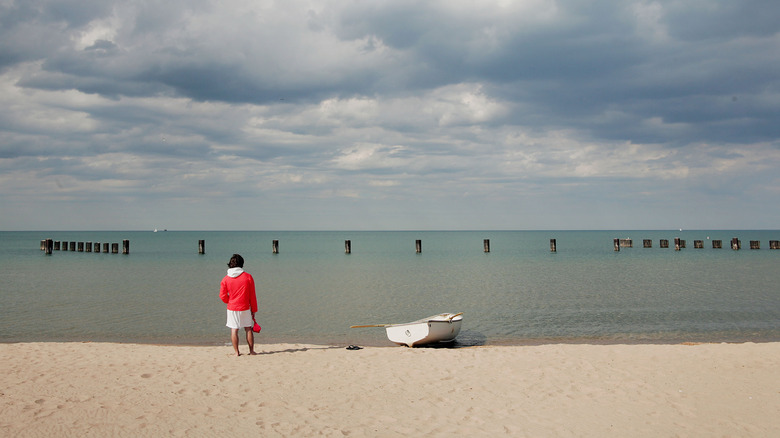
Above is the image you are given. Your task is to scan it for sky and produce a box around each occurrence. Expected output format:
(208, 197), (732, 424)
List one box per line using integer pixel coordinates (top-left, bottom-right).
(1, 0), (779, 231)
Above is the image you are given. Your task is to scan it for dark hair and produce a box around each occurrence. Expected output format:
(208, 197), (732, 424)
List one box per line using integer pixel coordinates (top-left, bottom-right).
(227, 253), (244, 268)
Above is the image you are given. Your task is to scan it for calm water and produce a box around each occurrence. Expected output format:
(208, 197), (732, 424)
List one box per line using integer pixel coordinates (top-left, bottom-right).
(1, 230), (778, 347)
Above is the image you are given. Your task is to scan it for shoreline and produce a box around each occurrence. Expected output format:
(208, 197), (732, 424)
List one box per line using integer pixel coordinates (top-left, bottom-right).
(4, 334), (779, 348)
(3, 341), (778, 436)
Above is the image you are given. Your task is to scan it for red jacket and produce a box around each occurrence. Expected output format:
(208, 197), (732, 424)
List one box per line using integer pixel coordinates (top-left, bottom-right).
(220, 269), (258, 312)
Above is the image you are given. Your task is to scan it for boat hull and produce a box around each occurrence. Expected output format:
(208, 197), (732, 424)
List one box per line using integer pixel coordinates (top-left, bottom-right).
(385, 313), (463, 347)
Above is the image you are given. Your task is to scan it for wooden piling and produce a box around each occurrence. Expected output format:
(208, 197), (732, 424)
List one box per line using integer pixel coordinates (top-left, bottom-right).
(613, 238), (620, 251)
(86, 242), (92, 252)
(54, 241), (61, 251)
(550, 239), (556, 252)
(111, 243), (119, 254)
(712, 240), (722, 249)
(660, 239), (669, 248)
(103, 243), (109, 253)
(750, 240), (760, 250)
(416, 240), (422, 253)
(643, 239), (652, 248)
(94, 242), (101, 253)
(484, 239), (490, 253)
(78, 242), (84, 252)
(199, 240), (205, 254)
(40, 240), (46, 251)
(731, 238), (741, 250)
(70, 242), (76, 251)
(44, 239), (53, 255)
(619, 239), (633, 248)
(770, 240), (779, 249)
(272, 240), (279, 254)
(345, 240), (351, 254)
(674, 237), (681, 251)
(122, 240), (129, 254)
(693, 240), (703, 249)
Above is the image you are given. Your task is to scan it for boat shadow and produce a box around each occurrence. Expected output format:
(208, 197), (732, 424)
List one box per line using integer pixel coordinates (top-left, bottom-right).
(415, 329), (487, 349)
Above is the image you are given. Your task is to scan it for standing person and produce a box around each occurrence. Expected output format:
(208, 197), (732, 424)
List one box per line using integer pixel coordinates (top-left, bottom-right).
(220, 254), (258, 356)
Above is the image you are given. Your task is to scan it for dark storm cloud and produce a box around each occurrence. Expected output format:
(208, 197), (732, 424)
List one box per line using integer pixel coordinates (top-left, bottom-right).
(6, 0), (778, 145)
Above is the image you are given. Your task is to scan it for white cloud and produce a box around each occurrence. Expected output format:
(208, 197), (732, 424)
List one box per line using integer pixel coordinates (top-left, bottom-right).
(331, 143), (410, 171)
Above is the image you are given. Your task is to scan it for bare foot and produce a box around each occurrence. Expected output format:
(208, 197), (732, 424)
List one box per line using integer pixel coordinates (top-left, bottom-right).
(248, 351), (257, 355)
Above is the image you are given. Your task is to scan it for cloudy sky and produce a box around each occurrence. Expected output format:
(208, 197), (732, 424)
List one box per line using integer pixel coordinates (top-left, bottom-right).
(1, 0), (779, 231)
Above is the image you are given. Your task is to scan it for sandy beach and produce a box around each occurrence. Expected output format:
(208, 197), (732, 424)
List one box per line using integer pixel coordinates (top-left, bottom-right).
(1, 342), (778, 437)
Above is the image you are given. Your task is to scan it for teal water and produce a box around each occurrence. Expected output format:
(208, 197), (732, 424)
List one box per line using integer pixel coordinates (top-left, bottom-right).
(1, 230), (778, 346)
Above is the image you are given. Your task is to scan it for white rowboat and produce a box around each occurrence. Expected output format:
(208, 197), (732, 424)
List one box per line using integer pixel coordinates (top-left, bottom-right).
(351, 312), (463, 347)
(386, 313), (463, 347)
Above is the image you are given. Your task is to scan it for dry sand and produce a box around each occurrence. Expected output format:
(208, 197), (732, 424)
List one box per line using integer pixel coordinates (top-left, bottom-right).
(1, 342), (778, 437)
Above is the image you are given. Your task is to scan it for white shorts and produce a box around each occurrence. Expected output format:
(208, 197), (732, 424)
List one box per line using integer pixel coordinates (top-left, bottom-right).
(226, 309), (253, 329)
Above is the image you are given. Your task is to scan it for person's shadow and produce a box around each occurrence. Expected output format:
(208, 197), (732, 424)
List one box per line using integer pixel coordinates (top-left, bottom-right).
(255, 345), (342, 355)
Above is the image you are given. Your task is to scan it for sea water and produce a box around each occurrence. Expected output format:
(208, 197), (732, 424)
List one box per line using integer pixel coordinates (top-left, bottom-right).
(1, 230), (778, 346)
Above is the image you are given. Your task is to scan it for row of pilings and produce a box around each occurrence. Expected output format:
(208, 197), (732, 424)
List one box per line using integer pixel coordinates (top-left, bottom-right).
(613, 238), (780, 251)
(41, 239), (129, 255)
(42, 237), (779, 256)
(191, 237), (780, 254)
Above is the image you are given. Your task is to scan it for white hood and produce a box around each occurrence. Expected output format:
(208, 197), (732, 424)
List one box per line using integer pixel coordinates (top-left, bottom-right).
(227, 267), (244, 278)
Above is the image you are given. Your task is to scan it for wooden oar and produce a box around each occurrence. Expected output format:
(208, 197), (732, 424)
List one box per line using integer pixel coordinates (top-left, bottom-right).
(352, 312), (463, 328)
(447, 312), (464, 321)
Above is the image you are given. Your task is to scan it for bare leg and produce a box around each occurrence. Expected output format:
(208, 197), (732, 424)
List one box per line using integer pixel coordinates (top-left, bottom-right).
(245, 327), (256, 355)
(231, 328), (241, 356)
